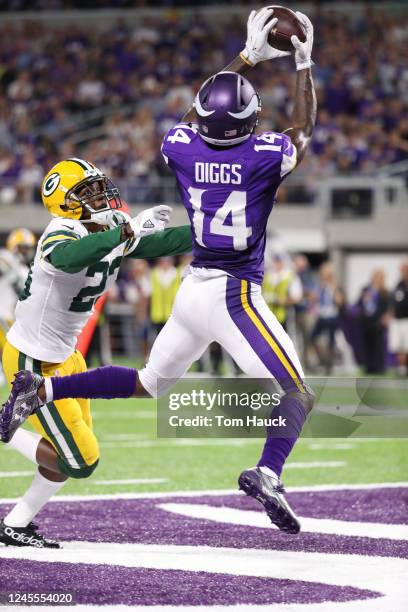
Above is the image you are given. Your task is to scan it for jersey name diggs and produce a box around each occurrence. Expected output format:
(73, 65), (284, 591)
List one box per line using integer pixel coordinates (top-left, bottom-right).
(195, 162), (242, 185)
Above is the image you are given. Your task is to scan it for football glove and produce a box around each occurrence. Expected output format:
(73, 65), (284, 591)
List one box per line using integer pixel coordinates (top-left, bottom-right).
(241, 7), (290, 66)
(291, 12), (314, 71)
(129, 205), (172, 238)
(90, 209), (131, 228)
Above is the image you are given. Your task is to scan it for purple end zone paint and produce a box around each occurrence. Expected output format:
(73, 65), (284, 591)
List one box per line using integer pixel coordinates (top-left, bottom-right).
(0, 559), (380, 606)
(0, 488), (406, 606)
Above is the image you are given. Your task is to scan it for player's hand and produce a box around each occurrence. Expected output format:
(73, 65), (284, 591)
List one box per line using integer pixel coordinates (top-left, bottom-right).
(91, 209), (131, 229)
(241, 7), (290, 66)
(129, 205), (172, 238)
(291, 12), (314, 71)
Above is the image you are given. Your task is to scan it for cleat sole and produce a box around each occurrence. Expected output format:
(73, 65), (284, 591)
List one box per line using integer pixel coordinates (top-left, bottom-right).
(238, 473), (301, 535)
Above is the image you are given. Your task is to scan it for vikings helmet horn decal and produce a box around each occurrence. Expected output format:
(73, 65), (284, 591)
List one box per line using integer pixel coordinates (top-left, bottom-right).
(195, 72), (261, 147)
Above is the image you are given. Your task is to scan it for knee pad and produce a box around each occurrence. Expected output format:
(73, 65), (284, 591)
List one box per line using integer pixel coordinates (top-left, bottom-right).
(287, 384), (315, 415)
(57, 457), (99, 479)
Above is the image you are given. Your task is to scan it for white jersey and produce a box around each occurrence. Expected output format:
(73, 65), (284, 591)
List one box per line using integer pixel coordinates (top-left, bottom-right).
(0, 249), (29, 323)
(7, 217), (137, 363)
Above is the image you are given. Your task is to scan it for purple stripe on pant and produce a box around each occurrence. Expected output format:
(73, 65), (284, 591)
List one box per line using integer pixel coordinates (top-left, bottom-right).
(225, 276), (303, 392)
(225, 276), (308, 476)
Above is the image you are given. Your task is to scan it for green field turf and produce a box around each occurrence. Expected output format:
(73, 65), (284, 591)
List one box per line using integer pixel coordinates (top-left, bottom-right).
(1, 377), (407, 499)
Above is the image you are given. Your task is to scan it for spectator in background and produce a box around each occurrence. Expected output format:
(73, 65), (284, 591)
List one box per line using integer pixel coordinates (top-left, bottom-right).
(358, 269), (389, 374)
(150, 257), (181, 338)
(262, 253), (302, 332)
(310, 262), (345, 375)
(178, 253), (193, 277)
(17, 148), (43, 204)
(0, 7), (406, 204)
(389, 261), (408, 377)
(293, 254), (316, 371)
(123, 259), (152, 361)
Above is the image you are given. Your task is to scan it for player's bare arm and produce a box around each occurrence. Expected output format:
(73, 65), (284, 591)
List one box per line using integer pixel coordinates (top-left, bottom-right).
(183, 8), (315, 168)
(283, 12), (316, 164)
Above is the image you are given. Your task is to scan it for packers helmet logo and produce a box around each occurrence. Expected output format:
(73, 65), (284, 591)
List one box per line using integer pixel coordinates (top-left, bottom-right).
(43, 172), (61, 197)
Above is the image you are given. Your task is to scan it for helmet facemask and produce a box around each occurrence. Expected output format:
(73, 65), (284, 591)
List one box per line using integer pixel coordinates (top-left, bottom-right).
(63, 175), (122, 222)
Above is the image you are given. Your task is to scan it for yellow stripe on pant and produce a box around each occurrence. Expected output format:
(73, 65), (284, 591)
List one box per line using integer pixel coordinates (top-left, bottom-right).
(240, 280), (305, 393)
(2, 341), (99, 478)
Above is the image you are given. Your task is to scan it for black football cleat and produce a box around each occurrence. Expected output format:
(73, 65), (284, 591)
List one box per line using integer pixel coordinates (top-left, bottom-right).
(0, 520), (60, 548)
(0, 370), (44, 442)
(238, 467), (301, 534)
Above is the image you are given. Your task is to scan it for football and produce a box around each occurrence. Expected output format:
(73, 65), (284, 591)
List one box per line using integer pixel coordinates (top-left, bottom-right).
(263, 5), (306, 52)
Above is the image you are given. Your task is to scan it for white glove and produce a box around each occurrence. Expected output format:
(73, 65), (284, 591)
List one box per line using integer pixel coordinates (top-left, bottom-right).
(291, 12), (314, 71)
(129, 205), (172, 238)
(90, 209), (131, 228)
(241, 7), (290, 66)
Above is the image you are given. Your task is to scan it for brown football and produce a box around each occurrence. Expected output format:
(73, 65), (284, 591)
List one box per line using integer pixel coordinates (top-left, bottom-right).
(263, 5), (306, 52)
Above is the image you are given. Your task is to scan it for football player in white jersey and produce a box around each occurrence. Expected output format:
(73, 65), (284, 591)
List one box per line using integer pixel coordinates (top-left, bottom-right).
(0, 158), (192, 548)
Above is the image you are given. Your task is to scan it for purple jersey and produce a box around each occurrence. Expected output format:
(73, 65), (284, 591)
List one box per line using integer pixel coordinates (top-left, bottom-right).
(162, 123), (297, 284)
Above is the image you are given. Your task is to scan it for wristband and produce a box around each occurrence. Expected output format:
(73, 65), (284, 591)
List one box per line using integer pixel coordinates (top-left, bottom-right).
(240, 50), (254, 66)
(296, 59), (314, 71)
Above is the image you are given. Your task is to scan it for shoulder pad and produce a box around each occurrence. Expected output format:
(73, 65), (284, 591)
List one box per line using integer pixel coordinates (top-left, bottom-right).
(46, 217), (86, 238)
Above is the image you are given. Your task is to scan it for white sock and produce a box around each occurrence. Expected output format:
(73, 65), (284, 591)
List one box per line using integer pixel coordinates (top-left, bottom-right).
(44, 378), (54, 403)
(4, 469), (66, 528)
(6, 428), (42, 464)
(259, 466), (280, 482)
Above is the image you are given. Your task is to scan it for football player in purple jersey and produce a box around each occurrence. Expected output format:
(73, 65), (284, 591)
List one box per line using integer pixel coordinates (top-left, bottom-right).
(2, 8), (316, 534)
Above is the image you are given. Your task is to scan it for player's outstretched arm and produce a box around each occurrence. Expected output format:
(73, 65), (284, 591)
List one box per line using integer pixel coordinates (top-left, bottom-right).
(182, 7), (285, 123)
(48, 206), (172, 273)
(127, 225), (192, 259)
(283, 12), (316, 165)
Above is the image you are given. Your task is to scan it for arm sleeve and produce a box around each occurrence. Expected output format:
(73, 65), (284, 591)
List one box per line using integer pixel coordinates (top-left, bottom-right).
(48, 227), (124, 273)
(127, 225), (192, 259)
(280, 134), (297, 177)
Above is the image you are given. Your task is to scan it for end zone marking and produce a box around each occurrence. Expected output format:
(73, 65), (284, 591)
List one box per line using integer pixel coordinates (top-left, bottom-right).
(159, 502), (408, 540)
(0, 541), (406, 612)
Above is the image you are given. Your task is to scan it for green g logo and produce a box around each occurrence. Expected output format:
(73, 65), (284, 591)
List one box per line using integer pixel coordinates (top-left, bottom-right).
(43, 172), (60, 197)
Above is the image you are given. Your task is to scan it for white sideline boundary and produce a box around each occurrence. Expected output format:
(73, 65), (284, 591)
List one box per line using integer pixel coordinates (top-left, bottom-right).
(0, 481), (407, 504)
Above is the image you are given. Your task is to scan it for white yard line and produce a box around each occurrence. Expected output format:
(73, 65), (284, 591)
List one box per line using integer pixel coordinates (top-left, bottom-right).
(93, 478), (168, 486)
(0, 471), (34, 478)
(100, 439), (260, 449)
(307, 443), (354, 450)
(284, 461), (346, 469)
(101, 433), (149, 441)
(0, 482), (406, 504)
(92, 410), (155, 420)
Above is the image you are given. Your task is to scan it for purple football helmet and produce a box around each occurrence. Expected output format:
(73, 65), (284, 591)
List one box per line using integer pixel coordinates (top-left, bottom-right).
(194, 71), (261, 147)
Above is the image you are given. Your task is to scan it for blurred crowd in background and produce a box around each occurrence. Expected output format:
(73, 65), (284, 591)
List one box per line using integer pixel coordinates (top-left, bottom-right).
(1, 228), (408, 380)
(0, 5), (407, 204)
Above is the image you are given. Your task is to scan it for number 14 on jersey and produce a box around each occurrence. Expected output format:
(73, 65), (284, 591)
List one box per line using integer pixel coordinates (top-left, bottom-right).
(188, 187), (252, 251)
